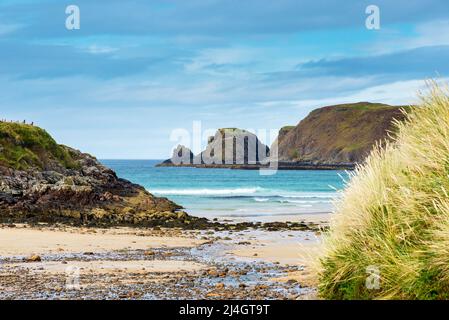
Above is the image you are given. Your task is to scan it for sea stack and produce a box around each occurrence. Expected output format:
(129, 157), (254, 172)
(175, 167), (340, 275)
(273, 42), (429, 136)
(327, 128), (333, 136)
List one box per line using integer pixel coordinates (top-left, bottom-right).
(158, 128), (270, 168)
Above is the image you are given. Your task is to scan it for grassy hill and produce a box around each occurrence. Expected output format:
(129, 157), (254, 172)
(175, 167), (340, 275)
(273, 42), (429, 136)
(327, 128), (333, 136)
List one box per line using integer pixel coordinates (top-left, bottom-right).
(0, 121), (78, 170)
(318, 85), (449, 299)
(276, 102), (410, 164)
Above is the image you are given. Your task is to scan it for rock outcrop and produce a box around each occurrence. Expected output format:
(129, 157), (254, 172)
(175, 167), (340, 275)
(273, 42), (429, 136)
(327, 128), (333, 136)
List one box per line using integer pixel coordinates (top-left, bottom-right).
(160, 145), (194, 166)
(0, 121), (203, 227)
(159, 128), (270, 168)
(274, 102), (408, 165)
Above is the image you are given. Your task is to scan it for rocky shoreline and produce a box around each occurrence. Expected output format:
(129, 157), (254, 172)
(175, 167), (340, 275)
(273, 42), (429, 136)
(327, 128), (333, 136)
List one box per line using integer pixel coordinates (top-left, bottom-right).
(0, 146), (325, 232)
(0, 149), (197, 228)
(0, 122), (205, 228)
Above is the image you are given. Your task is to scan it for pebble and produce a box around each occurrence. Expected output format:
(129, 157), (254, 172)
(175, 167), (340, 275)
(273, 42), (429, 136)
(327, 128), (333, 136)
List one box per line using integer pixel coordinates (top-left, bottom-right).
(25, 254), (41, 262)
(255, 284), (268, 290)
(205, 292), (220, 298)
(215, 283), (225, 289)
(207, 269), (219, 277)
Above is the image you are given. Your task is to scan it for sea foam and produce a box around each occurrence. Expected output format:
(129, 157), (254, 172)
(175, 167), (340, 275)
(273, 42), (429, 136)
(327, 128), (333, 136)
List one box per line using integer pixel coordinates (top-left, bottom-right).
(150, 187), (261, 196)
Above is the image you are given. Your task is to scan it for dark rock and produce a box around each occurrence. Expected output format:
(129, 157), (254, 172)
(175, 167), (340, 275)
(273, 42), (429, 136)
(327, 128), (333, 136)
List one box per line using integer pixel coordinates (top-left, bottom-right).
(157, 128), (270, 167)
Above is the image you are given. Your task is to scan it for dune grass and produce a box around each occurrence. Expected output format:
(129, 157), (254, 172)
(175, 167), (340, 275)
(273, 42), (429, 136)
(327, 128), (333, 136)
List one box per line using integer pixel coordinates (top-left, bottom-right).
(318, 84), (449, 299)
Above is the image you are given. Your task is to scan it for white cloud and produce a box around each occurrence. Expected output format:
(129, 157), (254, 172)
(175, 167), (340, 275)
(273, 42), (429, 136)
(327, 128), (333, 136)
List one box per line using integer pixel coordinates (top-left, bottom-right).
(411, 20), (449, 47)
(86, 45), (119, 55)
(369, 20), (449, 55)
(184, 47), (256, 74)
(290, 78), (449, 110)
(0, 24), (21, 36)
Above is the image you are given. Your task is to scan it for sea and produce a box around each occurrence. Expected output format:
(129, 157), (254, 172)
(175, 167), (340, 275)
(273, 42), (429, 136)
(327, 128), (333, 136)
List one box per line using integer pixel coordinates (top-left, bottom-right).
(101, 160), (349, 221)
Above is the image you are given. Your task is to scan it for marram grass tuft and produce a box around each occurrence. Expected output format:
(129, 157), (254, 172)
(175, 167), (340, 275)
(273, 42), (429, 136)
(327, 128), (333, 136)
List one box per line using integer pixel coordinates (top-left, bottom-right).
(318, 84), (449, 299)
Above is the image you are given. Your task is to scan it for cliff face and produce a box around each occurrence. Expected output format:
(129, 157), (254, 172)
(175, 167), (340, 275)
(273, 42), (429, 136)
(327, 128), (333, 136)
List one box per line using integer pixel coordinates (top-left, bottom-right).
(0, 121), (195, 227)
(276, 126), (295, 146)
(275, 102), (408, 164)
(160, 128), (270, 167)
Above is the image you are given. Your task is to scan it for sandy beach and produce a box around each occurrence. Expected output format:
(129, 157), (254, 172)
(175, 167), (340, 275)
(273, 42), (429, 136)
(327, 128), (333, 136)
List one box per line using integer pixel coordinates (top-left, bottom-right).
(0, 213), (327, 300)
(0, 225), (203, 257)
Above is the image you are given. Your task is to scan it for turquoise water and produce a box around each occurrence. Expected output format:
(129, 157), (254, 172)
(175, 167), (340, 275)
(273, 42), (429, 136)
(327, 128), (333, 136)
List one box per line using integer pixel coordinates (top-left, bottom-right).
(101, 160), (349, 220)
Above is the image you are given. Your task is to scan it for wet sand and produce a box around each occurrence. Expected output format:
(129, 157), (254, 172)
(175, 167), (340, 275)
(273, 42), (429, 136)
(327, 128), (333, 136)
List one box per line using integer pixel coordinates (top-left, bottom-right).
(6, 260), (207, 274)
(0, 225), (203, 257)
(221, 212), (331, 225)
(0, 214), (327, 300)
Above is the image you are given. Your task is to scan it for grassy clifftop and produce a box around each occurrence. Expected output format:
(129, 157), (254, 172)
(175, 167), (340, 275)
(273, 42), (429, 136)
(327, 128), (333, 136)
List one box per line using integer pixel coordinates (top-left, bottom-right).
(319, 86), (449, 299)
(0, 121), (78, 170)
(277, 102), (409, 163)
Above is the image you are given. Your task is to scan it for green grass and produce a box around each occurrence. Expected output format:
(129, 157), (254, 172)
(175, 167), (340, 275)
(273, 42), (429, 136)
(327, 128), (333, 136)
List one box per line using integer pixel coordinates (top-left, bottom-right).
(0, 121), (78, 170)
(342, 142), (364, 153)
(288, 148), (299, 159)
(219, 128), (250, 134)
(332, 102), (393, 111)
(318, 84), (449, 299)
(331, 102), (413, 112)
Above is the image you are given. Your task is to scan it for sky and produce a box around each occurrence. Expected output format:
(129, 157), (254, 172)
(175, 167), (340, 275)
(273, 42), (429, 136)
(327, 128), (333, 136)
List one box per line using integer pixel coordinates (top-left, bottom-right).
(1, 0), (449, 159)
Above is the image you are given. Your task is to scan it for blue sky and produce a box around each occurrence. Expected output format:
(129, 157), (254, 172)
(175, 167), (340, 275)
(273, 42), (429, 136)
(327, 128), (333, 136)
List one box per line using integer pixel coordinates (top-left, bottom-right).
(1, 0), (448, 158)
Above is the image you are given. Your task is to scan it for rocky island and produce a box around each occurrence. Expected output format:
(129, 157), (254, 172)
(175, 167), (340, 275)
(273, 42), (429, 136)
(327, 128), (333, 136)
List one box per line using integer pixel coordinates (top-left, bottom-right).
(158, 102), (409, 170)
(157, 128), (271, 169)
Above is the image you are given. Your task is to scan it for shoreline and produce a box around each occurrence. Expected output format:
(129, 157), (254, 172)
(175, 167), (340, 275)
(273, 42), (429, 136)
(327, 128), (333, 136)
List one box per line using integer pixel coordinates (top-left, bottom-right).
(0, 212), (327, 299)
(156, 161), (355, 170)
